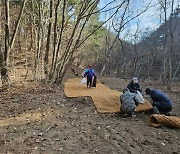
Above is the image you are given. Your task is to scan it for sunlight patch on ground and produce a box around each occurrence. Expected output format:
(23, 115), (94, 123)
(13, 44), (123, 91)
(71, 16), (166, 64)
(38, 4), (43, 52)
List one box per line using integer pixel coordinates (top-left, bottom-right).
(0, 109), (52, 127)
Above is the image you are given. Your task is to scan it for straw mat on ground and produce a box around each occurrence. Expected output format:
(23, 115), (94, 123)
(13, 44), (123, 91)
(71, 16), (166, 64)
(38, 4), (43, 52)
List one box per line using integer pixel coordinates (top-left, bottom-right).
(149, 114), (180, 128)
(64, 78), (152, 113)
(136, 100), (153, 112)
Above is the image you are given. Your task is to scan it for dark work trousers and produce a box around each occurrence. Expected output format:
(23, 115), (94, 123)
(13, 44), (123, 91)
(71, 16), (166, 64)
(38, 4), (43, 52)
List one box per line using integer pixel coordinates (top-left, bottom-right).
(153, 102), (172, 114)
(87, 77), (93, 88)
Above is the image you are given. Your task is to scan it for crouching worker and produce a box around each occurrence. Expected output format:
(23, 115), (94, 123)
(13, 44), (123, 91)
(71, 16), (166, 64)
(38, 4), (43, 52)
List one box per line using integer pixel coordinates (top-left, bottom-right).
(120, 88), (139, 117)
(145, 88), (173, 116)
(127, 77), (144, 103)
(127, 77), (142, 93)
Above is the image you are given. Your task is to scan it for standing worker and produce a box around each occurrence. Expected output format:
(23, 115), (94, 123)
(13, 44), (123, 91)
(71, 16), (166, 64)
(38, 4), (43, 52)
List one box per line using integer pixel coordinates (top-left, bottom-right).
(84, 65), (95, 88)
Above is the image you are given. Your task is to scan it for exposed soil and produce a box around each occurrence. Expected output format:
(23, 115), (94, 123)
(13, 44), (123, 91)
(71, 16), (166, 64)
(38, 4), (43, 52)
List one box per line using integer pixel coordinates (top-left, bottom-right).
(0, 68), (179, 154)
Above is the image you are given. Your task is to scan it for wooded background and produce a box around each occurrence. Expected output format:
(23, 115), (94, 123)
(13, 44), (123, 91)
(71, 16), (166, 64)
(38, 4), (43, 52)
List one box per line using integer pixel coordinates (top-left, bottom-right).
(0, 0), (179, 90)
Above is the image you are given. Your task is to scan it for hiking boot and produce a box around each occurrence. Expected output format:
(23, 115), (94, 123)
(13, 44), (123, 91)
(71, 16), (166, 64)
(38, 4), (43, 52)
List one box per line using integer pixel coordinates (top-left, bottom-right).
(164, 112), (171, 116)
(131, 112), (136, 119)
(122, 114), (128, 118)
(153, 106), (160, 114)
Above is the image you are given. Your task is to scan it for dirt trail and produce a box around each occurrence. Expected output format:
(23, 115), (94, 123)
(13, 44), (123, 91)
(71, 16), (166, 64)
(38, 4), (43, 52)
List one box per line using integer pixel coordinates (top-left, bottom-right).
(64, 78), (152, 113)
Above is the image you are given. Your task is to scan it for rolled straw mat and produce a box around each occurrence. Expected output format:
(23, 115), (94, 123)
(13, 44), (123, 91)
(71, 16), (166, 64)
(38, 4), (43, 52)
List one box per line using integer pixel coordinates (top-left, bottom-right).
(64, 78), (152, 113)
(149, 114), (180, 128)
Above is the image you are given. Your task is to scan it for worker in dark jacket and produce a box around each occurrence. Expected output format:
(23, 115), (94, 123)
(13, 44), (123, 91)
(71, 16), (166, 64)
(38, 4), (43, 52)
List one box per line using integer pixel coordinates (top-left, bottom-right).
(127, 77), (142, 93)
(84, 65), (95, 88)
(145, 88), (173, 115)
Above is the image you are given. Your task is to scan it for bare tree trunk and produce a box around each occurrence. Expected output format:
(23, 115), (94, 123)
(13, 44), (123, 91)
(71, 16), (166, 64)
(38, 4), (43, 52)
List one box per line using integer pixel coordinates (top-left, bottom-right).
(0, 0), (10, 86)
(30, 0), (36, 78)
(100, 64), (106, 76)
(44, 0), (53, 77)
(167, 0), (175, 90)
(10, 0), (27, 51)
(159, 0), (168, 83)
(5, 0), (27, 66)
(101, 19), (111, 77)
(119, 38), (127, 79)
(49, 0), (61, 80)
(4, 0), (10, 65)
(0, 42), (10, 86)
(50, 0), (66, 80)
(0, 0), (2, 35)
(30, 0), (35, 51)
(133, 24), (140, 77)
(35, 0), (44, 80)
(0, 1), (4, 42)
(173, 61), (180, 80)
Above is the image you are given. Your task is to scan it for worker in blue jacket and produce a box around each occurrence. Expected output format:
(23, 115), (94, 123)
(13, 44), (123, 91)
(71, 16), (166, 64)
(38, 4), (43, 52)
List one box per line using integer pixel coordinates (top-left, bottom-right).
(84, 65), (95, 88)
(145, 88), (173, 116)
